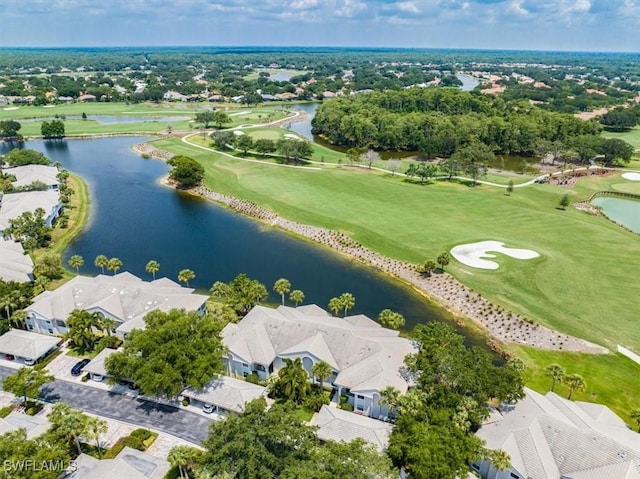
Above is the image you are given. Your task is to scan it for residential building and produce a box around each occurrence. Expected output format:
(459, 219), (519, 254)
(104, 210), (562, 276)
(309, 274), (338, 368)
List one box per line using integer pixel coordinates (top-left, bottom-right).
(0, 411), (50, 439)
(221, 304), (417, 418)
(163, 91), (187, 101)
(71, 446), (170, 479)
(473, 387), (640, 479)
(83, 347), (117, 382)
(182, 375), (267, 415)
(25, 272), (208, 337)
(0, 329), (60, 364)
(310, 405), (393, 452)
(4, 164), (59, 190)
(0, 240), (34, 282)
(0, 190), (63, 235)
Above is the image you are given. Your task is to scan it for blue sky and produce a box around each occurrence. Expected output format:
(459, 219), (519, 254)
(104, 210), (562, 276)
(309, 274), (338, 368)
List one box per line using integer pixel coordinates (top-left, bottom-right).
(1, 0), (639, 52)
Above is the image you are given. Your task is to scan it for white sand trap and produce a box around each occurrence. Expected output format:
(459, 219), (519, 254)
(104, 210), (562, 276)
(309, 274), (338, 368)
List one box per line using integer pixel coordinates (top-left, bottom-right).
(43, 105), (56, 108)
(233, 130), (245, 136)
(284, 134), (301, 140)
(229, 111), (250, 117)
(622, 172), (640, 181)
(451, 240), (539, 270)
(3, 107), (19, 111)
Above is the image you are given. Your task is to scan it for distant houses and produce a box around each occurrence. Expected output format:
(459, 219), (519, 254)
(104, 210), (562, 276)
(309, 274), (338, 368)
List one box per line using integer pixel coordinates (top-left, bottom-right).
(25, 272), (208, 337)
(221, 304), (417, 419)
(0, 190), (63, 236)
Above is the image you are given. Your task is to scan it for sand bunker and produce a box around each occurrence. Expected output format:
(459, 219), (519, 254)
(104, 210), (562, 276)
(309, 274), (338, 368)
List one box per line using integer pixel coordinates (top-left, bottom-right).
(3, 107), (19, 111)
(229, 111), (249, 117)
(622, 172), (640, 181)
(284, 133), (301, 140)
(233, 130), (245, 136)
(451, 241), (539, 270)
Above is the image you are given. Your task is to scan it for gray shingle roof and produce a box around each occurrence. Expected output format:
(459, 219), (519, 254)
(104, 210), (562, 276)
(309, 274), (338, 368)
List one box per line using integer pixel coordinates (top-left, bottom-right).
(477, 388), (640, 479)
(4, 165), (59, 188)
(84, 348), (118, 377)
(310, 405), (393, 452)
(0, 411), (50, 439)
(0, 190), (60, 231)
(70, 447), (169, 479)
(0, 329), (60, 360)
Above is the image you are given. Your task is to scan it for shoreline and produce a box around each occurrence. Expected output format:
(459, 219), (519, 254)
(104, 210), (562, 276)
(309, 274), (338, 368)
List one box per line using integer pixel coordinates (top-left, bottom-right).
(133, 141), (608, 355)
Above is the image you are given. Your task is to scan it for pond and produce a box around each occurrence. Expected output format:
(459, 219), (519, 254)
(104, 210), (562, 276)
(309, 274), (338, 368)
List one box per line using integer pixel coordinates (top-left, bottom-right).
(456, 74), (481, 92)
(592, 197), (640, 233)
(1, 137), (486, 344)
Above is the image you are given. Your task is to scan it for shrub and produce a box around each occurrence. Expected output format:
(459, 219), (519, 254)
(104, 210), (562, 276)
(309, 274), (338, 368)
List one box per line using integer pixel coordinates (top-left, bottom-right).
(302, 391), (330, 412)
(338, 402), (354, 412)
(0, 406), (13, 418)
(181, 398), (190, 406)
(81, 373), (90, 382)
(245, 372), (261, 385)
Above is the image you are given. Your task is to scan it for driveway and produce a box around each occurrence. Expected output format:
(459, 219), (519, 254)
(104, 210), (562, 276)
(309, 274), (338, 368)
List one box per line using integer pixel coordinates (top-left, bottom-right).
(0, 366), (213, 444)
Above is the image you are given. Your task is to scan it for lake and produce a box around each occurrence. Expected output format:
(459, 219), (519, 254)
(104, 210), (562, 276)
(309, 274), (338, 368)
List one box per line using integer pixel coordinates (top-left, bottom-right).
(456, 74), (481, 91)
(1, 137), (484, 341)
(20, 115), (190, 124)
(592, 197), (640, 233)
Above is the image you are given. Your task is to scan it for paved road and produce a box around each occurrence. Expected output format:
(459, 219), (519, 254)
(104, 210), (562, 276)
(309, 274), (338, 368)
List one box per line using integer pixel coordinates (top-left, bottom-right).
(0, 366), (213, 444)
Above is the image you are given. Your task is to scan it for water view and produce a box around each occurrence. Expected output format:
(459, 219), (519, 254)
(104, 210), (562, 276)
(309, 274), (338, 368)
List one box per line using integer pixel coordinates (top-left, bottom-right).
(20, 115), (190, 124)
(592, 197), (640, 233)
(1, 137), (476, 338)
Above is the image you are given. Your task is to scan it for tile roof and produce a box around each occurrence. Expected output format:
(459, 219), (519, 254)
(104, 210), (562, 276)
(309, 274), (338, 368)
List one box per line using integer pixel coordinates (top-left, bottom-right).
(0, 240), (33, 282)
(182, 375), (266, 413)
(477, 388), (640, 479)
(0, 329), (60, 360)
(222, 305), (417, 394)
(310, 405), (393, 452)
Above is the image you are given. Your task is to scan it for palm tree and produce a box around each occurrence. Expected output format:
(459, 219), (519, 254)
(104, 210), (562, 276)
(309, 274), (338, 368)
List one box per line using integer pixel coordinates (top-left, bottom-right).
(379, 386), (401, 417)
(339, 292), (355, 316)
(146, 260), (160, 280)
(94, 254), (108, 274)
(630, 409), (640, 433)
(273, 278), (291, 305)
(545, 364), (565, 393)
(106, 257), (122, 275)
(328, 297), (342, 316)
(487, 449), (511, 479)
(84, 416), (108, 458)
(178, 269), (195, 287)
(34, 275), (50, 294)
(168, 445), (201, 479)
(289, 289), (305, 306)
(312, 360), (332, 388)
(378, 309), (405, 330)
(421, 260), (437, 277)
(67, 255), (84, 274)
(47, 403), (87, 455)
(10, 310), (27, 330)
(66, 309), (101, 351)
(274, 357), (309, 404)
(99, 316), (117, 337)
(437, 252), (450, 271)
(564, 373), (586, 400)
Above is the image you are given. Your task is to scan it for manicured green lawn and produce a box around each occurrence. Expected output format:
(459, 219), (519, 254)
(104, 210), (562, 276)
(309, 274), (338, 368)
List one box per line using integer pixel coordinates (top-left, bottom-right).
(602, 126), (640, 149)
(152, 137), (640, 355)
(511, 344), (640, 427)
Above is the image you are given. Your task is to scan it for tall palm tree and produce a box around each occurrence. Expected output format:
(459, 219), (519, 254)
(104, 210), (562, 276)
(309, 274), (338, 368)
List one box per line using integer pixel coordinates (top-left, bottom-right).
(84, 416), (108, 458)
(487, 449), (511, 479)
(273, 278), (291, 305)
(99, 316), (117, 337)
(146, 260), (160, 280)
(168, 445), (201, 479)
(564, 373), (586, 400)
(67, 255), (84, 274)
(10, 310), (27, 330)
(339, 292), (355, 316)
(378, 309), (405, 330)
(178, 269), (195, 287)
(289, 289), (305, 306)
(106, 257), (122, 275)
(630, 409), (640, 433)
(545, 364), (565, 393)
(311, 360), (332, 388)
(66, 309), (101, 351)
(94, 254), (108, 274)
(328, 297), (342, 317)
(379, 386), (401, 417)
(274, 357), (309, 404)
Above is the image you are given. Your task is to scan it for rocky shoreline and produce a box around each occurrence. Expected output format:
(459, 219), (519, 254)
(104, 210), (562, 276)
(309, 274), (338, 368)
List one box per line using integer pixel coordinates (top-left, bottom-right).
(132, 141), (609, 355)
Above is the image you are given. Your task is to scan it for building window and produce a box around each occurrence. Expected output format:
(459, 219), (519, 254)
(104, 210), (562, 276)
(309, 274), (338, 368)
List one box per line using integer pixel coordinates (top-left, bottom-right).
(510, 473), (519, 479)
(48, 329), (53, 334)
(471, 463), (480, 471)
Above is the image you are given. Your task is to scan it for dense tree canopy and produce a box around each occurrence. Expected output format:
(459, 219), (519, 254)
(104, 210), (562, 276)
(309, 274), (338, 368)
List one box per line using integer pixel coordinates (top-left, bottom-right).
(105, 308), (225, 397)
(312, 88), (601, 155)
(167, 155), (205, 188)
(210, 273), (268, 315)
(3, 148), (51, 166)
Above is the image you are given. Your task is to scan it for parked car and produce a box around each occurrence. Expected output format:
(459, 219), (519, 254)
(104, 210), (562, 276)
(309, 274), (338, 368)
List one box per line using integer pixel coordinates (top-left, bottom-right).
(4, 354), (15, 361)
(202, 403), (215, 414)
(71, 358), (91, 376)
(24, 358), (36, 366)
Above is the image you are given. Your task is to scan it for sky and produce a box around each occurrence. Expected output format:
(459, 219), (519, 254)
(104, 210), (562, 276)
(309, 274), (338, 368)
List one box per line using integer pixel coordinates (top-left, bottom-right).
(0, 0), (639, 52)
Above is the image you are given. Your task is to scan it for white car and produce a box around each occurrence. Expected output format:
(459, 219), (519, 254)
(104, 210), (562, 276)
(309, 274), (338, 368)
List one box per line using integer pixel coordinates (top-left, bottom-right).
(24, 358), (36, 366)
(91, 374), (104, 382)
(202, 403), (215, 414)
